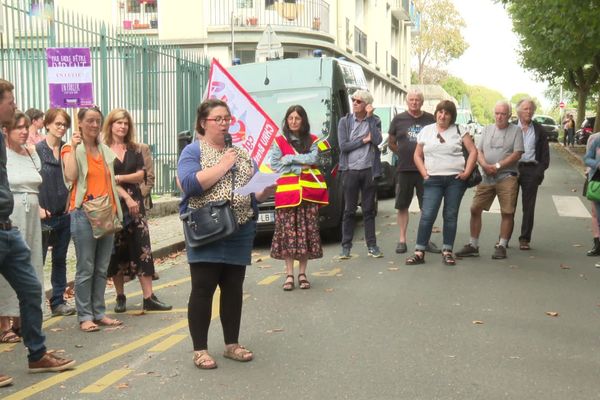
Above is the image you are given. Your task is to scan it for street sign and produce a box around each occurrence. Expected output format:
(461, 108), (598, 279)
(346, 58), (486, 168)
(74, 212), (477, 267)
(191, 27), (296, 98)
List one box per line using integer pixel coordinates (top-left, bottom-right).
(559, 101), (565, 109)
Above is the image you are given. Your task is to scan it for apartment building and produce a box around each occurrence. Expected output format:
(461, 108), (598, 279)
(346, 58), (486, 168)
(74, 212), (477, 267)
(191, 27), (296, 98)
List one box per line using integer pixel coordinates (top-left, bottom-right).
(54, 0), (420, 105)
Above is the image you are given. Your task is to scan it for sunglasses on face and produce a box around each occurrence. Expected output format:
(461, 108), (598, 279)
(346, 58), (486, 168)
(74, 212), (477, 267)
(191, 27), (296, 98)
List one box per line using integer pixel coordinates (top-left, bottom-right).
(351, 98), (363, 104)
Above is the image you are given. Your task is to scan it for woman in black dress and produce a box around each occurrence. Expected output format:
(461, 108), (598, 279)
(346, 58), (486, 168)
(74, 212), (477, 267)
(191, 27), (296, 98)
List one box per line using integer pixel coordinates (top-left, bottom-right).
(102, 108), (171, 313)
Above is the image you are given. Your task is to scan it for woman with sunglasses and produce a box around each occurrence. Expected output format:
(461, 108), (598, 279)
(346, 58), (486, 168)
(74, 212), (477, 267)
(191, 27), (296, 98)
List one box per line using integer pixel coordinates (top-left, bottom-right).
(177, 99), (275, 369)
(406, 100), (477, 266)
(62, 107), (123, 332)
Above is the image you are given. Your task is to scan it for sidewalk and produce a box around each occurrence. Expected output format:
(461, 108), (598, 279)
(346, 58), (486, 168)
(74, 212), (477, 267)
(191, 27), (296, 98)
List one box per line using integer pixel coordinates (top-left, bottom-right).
(42, 196), (186, 296)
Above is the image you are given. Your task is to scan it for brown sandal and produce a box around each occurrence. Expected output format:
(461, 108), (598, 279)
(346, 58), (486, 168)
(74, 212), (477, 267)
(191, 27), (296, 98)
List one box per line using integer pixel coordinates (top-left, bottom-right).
(298, 273), (311, 289)
(93, 317), (123, 327)
(0, 329), (21, 343)
(405, 251), (425, 265)
(79, 321), (100, 333)
(194, 350), (217, 369)
(442, 251), (456, 266)
(282, 275), (294, 291)
(223, 344), (253, 362)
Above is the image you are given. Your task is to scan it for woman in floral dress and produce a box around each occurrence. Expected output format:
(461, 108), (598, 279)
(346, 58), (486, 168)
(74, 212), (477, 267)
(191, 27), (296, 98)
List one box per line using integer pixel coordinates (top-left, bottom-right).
(270, 105), (328, 291)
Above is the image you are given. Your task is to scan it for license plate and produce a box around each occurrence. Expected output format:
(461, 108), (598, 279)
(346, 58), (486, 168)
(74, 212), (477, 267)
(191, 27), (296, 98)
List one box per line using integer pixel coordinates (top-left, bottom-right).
(257, 212), (274, 223)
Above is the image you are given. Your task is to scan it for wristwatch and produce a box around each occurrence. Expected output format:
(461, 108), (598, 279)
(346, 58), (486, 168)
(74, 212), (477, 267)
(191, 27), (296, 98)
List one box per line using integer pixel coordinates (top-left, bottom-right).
(495, 162), (501, 169)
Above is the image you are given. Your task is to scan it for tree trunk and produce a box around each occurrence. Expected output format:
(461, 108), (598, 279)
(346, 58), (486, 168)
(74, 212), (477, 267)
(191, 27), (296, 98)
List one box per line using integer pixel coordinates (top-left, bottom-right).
(576, 89), (588, 128)
(595, 98), (600, 133)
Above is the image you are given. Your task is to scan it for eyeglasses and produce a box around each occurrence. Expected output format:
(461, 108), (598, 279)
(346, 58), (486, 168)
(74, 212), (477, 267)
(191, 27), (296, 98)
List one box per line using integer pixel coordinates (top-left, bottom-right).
(437, 133), (446, 143)
(351, 98), (363, 104)
(205, 116), (232, 124)
(54, 122), (68, 129)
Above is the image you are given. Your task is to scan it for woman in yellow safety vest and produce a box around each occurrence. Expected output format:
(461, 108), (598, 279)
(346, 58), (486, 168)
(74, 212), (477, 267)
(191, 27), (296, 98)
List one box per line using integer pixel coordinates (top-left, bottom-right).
(270, 105), (328, 291)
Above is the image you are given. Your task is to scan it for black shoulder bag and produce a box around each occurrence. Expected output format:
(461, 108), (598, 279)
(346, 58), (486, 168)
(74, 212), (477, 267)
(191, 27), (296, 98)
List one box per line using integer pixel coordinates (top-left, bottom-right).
(180, 169), (239, 248)
(459, 127), (482, 188)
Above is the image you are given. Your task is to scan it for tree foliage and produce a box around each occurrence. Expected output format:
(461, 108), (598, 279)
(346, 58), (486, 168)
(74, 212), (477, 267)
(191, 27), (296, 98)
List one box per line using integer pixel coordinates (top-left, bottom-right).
(412, 0), (468, 84)
(499, 0), (600, 129)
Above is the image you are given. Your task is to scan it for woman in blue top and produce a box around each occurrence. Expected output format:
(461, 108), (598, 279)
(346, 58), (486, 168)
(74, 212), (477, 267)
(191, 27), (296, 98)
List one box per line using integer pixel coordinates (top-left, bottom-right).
(584, 138), (600, 242)
(177, 99), (274, 370)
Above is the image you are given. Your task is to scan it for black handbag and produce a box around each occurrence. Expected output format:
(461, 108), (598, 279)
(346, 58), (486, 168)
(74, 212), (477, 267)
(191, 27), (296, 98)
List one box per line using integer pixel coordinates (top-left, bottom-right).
(459, 127), (482, 188)
(180, 169), (239, 247)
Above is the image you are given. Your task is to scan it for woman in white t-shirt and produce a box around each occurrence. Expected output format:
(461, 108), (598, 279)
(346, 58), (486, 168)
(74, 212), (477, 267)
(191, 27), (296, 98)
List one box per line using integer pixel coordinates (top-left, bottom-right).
(406, 100), (478, 266)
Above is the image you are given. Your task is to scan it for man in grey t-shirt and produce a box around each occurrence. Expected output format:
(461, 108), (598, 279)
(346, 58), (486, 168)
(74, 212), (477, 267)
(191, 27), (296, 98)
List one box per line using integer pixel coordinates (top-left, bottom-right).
(456, 101), (524, 260)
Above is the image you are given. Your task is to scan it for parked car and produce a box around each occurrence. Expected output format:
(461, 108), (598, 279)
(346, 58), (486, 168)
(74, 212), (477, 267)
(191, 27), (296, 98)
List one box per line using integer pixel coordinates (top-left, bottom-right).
(532, 115), (559, 142)
(374, 105), (403, 198)
(576, 116), (597, 145)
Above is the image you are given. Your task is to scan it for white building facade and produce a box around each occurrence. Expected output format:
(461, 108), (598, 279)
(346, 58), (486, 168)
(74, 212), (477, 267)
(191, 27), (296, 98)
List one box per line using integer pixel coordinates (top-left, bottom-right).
(54, 0), (420, 105)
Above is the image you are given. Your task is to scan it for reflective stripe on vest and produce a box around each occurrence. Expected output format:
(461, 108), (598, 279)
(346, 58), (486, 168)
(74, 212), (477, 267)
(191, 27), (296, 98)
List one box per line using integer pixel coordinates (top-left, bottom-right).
(274, 135), (329, 208)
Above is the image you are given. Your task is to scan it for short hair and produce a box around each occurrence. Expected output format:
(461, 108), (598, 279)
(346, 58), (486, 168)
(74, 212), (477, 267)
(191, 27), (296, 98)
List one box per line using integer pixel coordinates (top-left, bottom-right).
(494, 100), (512, 116)
(0, 79), (14, 103)
(406, 89), (424, 103)
(44, 108), (71, 130)
(516, 98), (536, 113)
(25, 108), (44, 121)
(102, 108), (136, 146)
(434, 100), (457, 125)
(196, 99), (230, 136)
(2, 110), (30, 132)
(351, 89), (374, 105)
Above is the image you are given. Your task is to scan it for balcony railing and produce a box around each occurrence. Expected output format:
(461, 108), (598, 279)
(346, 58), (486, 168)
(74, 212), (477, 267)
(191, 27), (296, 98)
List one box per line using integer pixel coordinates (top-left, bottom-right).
(118, 0), (158, 31)
(354, 26), (367, 57)
(208, 0), (329, 34)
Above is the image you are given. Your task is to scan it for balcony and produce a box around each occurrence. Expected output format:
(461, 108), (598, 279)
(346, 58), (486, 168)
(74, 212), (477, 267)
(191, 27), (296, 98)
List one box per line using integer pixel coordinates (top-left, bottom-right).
(208, 0), (330, 35)
(118, 0), (158, 31)
(390, 0), (419, 29)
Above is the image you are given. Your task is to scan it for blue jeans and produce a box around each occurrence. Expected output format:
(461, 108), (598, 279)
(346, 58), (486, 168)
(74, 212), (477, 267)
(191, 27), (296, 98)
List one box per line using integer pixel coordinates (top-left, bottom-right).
(341, 169), (378, 248)
(42, 213), (71, 310)
(416, 175), (467, 251)
(0, 227), (46, 362)
(70, 209), (114, 322)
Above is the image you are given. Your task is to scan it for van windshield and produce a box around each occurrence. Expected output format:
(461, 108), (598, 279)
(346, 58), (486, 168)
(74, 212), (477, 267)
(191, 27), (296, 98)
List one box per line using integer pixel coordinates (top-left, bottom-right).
(251, 87), (331, 139)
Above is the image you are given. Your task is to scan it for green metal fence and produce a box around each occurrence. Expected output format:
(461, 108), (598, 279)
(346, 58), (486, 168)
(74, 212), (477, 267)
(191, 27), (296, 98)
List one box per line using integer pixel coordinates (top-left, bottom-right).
(0, 0), (209, 194)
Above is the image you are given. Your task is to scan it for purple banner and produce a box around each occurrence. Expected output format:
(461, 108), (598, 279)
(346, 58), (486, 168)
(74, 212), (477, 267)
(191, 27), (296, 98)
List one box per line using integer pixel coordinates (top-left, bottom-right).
(46, 48), (94, 109)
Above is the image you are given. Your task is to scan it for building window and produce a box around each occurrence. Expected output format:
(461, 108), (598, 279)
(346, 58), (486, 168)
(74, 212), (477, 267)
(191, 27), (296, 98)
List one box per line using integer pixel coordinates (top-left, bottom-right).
(124, 0), (157, 14)
(237, 0), (253, 7)
(235, 49), (256, 64)
(283, 52), (299, 59)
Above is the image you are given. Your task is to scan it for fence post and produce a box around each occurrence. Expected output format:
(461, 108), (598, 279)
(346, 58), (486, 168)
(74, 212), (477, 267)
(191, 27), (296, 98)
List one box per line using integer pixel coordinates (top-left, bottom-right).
(99, 23), (109, 113)
(141, 36), (149, 144)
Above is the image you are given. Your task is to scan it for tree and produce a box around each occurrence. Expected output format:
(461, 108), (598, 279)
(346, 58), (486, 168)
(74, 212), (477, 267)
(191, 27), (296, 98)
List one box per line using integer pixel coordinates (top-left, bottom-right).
(441, 76), (469, 103)
(499, 0), (600, 129)
(412, 0), (469, 84)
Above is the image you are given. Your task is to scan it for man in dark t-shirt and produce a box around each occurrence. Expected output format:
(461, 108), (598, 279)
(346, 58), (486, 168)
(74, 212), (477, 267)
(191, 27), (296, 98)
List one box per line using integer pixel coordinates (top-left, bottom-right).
(388, 90), (439, 254)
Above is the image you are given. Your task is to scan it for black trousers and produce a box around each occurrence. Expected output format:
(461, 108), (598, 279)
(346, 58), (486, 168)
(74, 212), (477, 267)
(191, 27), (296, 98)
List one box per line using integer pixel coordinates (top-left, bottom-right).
(341, 168), (377, 248)
(188, 262), (246, 351)
(517, 165), (541, 242)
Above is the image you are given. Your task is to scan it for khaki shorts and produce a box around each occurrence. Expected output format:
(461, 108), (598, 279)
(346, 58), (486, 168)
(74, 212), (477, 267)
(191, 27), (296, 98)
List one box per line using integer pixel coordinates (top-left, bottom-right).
(471, 175), (518, 214)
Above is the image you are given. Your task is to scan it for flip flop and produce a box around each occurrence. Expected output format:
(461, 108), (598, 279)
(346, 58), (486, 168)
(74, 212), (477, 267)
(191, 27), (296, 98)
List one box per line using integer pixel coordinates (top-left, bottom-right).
(79, 321), (100, 333)
(0, 329), (22, 343)
(93, 318), (123, 326)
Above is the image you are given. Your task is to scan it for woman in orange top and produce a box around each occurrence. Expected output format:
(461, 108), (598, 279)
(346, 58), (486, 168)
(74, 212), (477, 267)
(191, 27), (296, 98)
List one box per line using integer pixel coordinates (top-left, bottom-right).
(62, 107), (123, 332)
(270, 105), (328, 291)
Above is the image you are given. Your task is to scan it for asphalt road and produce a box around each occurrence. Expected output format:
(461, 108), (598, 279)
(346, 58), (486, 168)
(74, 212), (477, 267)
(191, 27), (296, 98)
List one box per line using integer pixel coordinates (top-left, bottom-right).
(2, 144), (600, 400)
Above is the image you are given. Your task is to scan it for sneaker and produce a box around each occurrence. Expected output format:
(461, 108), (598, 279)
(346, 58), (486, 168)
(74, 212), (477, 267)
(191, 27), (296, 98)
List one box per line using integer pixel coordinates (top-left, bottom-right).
(51, 303), (76, 317)
(395, 242), (407, 254)
(0, 374), (13, 387)
(114, 294), (126, 313)
(455, 243), (480, 257)
(425, 241), (442, 254)
(367, 246), (383, 258)
(492, 244), (507, 259)
(339, 247), (351, 260)
(28, 352), (76, 373)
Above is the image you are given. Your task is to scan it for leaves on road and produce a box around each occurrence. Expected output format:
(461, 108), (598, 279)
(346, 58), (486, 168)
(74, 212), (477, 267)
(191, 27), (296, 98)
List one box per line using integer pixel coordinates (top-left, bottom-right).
(545, 311), (559, 317)
(266, 328), (284, 334)
(388, 267), (399, 271)
(472, 320), (484, 325)
(116, 382), (129, 389)
(324, 288), (334, 292)
(572, 244), (583, 248)
(560, 263), (571, 269)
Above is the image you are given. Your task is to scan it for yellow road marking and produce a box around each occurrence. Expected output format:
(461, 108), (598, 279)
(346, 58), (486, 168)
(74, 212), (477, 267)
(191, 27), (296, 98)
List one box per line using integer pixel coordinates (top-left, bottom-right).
(3, 320), (188, 400)
(105, 276), (191, 306)
(6, 287), (250, 398)
(257, 275), (280, 285)
(148, 334), (187, 352)
(79, 368), (132, 393)
(312, 267), (342, 277)
(0, 343), (16, 352)
(42, 316), (63, 329)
